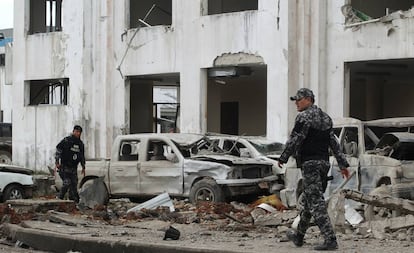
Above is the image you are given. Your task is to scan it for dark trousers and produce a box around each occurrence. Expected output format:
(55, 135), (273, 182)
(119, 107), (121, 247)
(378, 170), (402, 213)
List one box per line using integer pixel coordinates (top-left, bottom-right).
(58, 166), (79, 203)
(297, 160), (336, 242)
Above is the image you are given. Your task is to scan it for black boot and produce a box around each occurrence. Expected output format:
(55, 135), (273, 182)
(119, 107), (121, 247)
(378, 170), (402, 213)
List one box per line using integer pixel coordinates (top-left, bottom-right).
(314, 240), (338, 251)
(286, 230), (304, 247)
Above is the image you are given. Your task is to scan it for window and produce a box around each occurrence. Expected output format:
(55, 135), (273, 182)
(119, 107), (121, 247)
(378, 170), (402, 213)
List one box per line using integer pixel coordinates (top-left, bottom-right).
(147, 140), (177, 162)
(119, 140), (140, 161)
(222, 140), (246, 157)
(206, 0), (258, 15)
(130, 0), (172, 28)
(0, 123), (12, 138)
(344, 0), (414, 24)
(0, 54), (5, 66)
(29, 0), (62, 34)
(27, 78), (68, 106)
(342, 127), (359, 156)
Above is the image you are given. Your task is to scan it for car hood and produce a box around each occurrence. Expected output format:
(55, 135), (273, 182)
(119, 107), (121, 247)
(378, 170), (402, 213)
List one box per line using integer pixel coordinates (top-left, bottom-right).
(191, 154), (273, 166)
(0, 164), (34, 175)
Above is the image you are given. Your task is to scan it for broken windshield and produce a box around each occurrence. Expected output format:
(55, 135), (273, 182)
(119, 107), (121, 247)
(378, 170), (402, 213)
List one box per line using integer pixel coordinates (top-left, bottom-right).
(248, 140), (284, 156)
(374, 133), (414, 160)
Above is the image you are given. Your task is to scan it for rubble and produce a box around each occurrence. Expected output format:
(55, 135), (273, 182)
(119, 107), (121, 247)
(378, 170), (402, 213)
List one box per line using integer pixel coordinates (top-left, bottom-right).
(341, 189), (414, 215)
(1, 190), (414, 252)
(127, 192), (175, 213)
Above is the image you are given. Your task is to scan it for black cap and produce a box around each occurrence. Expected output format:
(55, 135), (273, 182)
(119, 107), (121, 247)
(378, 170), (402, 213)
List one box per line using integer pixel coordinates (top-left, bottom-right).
(290, 88), (315, 101)
(73, 125), (83, 132)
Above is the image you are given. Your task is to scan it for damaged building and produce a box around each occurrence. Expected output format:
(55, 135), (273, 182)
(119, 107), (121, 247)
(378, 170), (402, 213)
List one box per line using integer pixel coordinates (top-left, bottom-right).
(10, 0), (414, 170)
(0, 28), (13, 123)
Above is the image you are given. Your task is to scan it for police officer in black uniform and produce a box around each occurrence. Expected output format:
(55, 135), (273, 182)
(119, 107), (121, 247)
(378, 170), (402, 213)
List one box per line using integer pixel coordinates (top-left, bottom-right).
(55, 125), (86, 203)
(278, 88), (350, 251)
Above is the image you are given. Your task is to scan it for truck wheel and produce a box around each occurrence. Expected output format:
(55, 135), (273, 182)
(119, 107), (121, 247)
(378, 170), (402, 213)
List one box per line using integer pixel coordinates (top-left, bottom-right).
(189, 179), (225, 203)
(3, 185), (24, 201)
(0, 151), (12, 164)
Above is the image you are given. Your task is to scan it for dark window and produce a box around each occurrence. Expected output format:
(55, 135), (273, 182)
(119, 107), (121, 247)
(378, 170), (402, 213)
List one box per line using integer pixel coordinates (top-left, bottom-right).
(0, 54), (5, 66)
(29, 0), (62, 34)
(207, 0), (258, 15)
(27, 78), (68, 106)
(119, 140), (140, 161)
(342, 127), (359, 156)
(130, 0), (172, 28)
(0, 124), (12, 138)
(350, 0), (414, 20)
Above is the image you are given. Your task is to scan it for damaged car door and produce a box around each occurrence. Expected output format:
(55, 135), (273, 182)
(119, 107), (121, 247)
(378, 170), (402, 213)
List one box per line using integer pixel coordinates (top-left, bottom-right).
(139, 138), (184, 195)
(108, 139), (141, 195)
(328, 126), (360, 195)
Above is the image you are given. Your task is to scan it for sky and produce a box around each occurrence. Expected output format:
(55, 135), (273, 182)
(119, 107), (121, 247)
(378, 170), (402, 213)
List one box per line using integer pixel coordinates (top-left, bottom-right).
(0, 0), (14, 29)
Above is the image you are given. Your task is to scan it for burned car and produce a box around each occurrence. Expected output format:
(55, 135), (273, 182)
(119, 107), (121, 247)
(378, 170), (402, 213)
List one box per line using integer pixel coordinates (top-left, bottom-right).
(280, 117), (414, 207)
(207, 134), (285, 189)
(61, 133), (278, 203)
(0, 164), (34, 201)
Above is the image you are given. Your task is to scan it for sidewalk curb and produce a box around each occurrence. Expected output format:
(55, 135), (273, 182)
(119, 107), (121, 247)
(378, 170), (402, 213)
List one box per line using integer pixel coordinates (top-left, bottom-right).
(2, 223), (241, 253)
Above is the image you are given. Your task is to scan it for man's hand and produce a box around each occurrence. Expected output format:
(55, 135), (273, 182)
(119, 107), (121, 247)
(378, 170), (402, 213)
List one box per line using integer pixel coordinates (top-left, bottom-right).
(340, 168), (350, 179)
(55, 163), (61, 169)
(81, 167), (86, 177)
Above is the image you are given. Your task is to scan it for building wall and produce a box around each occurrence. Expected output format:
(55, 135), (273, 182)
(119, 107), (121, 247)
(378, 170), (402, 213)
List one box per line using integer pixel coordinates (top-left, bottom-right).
(116, 0), (290, 139)
(13, 0), (124, 170)
(325, 0), (414, 117)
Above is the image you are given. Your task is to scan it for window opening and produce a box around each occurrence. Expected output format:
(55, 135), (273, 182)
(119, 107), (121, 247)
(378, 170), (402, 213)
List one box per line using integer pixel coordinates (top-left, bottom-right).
(0, 124), (12, 138)
(28, 78), (68, 105)
(342, 127), (359, 156)
(153, 86), (180, 133)
(130, 1), (172, 28)
(119, 140), (140, 161)
(0, 54), (5, 66)
(148, 141), (169, 161)
(207, 0), (258, 15)
(29, 0), (62, 34)
(343, 0), (414, 25)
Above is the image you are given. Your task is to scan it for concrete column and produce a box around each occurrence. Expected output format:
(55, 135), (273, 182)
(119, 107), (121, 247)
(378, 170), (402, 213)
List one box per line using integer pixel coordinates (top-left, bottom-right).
(180, 69), (207, 134)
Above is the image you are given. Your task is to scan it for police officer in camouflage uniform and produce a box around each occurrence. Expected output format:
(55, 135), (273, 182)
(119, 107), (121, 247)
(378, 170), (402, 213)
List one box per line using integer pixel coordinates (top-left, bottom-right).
(55, 125), (86, 203)
(278, 88), (350, 251)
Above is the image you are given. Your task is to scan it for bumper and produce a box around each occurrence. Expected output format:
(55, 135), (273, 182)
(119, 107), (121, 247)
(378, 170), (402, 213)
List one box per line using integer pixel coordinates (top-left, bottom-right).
(216, 175), (282, 196)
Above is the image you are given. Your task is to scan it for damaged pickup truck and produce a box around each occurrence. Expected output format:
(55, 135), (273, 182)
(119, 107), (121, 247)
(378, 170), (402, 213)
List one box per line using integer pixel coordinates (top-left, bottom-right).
(77, 133), (278, 203)
(280, 117), (414, 208)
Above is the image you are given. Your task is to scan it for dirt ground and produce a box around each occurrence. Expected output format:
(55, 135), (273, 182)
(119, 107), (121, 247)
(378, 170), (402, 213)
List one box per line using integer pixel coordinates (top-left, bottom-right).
(1, 197), (413, 253)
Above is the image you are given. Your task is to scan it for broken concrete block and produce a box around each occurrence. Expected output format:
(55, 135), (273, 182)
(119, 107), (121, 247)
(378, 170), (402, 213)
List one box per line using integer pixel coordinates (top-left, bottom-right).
(344, 204), (363, 225)
(369, 215), (414, 239)
(257, 203), (277, 213)
(327, 192), (346, 232)
(355, 227), (369, 236)
(250, 209), (297, 227)
(277, 225), (289, 234)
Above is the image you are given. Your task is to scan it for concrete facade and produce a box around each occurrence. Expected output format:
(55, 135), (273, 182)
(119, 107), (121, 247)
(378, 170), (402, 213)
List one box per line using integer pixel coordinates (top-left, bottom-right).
(11, 0), (414, 171)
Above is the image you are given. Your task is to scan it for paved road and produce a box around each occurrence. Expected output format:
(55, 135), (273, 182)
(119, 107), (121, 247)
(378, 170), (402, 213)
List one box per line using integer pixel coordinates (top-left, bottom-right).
(0, 240), (51, 253)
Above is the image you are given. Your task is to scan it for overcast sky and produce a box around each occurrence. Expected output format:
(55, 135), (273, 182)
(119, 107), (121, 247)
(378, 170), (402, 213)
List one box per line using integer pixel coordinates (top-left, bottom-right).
(0, 0), (14, 29)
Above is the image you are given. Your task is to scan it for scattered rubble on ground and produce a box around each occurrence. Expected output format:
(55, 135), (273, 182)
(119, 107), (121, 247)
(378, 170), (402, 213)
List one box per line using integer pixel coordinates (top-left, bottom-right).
(0, 186), (414, 252)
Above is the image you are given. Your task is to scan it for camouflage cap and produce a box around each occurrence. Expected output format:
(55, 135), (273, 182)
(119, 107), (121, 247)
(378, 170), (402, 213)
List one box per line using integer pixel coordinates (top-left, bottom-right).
(290, 88), (315, 101)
